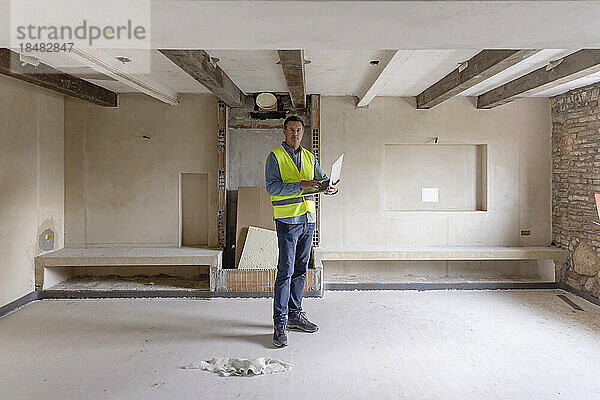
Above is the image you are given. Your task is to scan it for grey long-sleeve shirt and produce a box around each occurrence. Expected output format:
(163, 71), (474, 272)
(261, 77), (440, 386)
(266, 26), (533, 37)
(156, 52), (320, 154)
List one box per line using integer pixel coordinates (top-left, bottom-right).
(265, 141), (328, 224)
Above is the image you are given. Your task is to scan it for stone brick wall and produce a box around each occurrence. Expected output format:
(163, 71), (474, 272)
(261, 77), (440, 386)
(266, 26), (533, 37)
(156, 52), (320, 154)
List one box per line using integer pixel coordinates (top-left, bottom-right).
(551, 82), (600, 299)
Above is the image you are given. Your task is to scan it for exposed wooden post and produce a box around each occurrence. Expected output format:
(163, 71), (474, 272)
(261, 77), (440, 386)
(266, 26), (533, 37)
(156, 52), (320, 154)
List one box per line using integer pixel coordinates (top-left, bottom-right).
(217, 100), (227, 250)
(310, 94), (321, 248)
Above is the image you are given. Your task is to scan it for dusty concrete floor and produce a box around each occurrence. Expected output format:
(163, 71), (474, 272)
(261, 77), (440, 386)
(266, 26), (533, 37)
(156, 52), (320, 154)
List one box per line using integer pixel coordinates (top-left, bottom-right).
(1, 290), (600, 399)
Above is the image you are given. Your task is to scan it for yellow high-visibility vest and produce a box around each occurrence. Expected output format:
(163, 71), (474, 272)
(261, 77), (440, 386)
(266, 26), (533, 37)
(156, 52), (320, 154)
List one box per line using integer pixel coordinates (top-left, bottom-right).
(269, 145), (316, 219)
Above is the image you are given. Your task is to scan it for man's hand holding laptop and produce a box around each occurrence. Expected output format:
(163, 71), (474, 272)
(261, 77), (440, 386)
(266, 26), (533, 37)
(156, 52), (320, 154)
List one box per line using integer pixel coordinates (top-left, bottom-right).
(324, 179), (339, 195)
(299, 179), (339, 195)
(300, 180), (323, 191)
(299, 154), (343, 195)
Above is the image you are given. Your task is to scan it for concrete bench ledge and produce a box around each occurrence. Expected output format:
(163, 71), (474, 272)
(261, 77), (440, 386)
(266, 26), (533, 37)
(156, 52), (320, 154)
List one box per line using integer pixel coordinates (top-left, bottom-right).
(37, 246), (222, 265)
(35, 247), (223, 291)
(314, 246), (566, 263)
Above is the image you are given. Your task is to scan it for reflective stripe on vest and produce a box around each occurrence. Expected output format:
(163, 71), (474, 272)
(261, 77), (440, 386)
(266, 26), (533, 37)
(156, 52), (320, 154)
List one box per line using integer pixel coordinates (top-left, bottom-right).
(271, 195), (315, 206)
(269, 146), (316, 219)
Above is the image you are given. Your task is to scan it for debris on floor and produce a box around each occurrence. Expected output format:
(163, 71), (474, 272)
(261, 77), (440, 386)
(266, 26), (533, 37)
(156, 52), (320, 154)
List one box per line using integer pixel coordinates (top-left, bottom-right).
(183, 357), (293, 377)
(48, 274), (210, 291)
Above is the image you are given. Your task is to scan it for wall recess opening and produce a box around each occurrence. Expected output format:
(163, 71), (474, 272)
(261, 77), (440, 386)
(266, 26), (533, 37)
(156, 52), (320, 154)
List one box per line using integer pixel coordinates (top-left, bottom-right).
(384, 144), (487, 212)
(180, 172), (209, 246)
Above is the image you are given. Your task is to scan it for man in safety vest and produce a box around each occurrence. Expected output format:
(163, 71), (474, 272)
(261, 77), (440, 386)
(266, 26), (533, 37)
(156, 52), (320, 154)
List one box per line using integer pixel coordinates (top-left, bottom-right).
(265, 115), (339, 348)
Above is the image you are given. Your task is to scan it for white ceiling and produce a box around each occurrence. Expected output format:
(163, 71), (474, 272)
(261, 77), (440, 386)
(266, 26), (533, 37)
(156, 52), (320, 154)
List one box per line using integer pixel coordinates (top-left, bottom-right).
(84, 1), (600, 49)
(3, 1), (600, 49)
(380, 50), (482, 96)
(29, 48), (600, 101)
(304, 50), (392, 96)
(207, 50), (286, 93)
(6, 0), (600, 102)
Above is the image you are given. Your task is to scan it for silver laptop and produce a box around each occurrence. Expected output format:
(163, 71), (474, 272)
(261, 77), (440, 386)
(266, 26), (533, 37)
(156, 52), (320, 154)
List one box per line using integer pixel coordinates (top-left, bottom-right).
(303, 154), (344, 194)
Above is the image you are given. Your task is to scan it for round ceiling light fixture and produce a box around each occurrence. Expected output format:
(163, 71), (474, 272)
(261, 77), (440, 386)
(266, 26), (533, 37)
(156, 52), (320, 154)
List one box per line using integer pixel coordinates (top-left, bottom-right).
(256, 92), (277, 111)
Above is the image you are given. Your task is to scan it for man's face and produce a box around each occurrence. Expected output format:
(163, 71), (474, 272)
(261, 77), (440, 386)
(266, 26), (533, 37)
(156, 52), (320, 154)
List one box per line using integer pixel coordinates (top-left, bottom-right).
(284, 121), (304, 149)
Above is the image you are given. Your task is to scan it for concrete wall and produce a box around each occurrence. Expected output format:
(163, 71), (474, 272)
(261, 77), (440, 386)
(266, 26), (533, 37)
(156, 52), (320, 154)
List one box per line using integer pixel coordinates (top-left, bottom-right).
(551, 83), (600, 299)
(0, 75), (64, 307)
(227, 128), (311, 190)
(64, 94), (218, 248)
(319, 96), (552, 281)
(226, 106), (312, 190)
(384, 144), (487, 211)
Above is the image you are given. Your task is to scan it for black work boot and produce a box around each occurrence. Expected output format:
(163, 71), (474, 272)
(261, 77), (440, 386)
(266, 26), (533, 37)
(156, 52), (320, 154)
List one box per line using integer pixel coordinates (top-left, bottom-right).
(288, 312), (319, 333)
(273, 323), (288, 348)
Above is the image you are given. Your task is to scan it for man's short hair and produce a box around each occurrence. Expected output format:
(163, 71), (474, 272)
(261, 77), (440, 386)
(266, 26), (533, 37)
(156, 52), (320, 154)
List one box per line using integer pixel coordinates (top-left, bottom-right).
(284, 115), (304, 129)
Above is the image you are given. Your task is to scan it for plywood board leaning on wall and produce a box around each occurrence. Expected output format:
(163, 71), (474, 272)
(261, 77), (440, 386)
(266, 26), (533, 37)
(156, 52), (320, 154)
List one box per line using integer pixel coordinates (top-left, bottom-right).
(235, 187), (275, 266)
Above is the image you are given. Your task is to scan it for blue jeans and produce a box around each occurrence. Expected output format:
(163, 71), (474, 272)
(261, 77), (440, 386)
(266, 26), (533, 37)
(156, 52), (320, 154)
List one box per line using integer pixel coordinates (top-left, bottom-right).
(273, 220), (315, 324)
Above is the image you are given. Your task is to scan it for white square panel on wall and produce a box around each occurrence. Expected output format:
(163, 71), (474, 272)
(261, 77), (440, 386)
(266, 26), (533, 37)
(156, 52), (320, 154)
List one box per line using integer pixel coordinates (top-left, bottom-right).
(422, 187), (439, 203)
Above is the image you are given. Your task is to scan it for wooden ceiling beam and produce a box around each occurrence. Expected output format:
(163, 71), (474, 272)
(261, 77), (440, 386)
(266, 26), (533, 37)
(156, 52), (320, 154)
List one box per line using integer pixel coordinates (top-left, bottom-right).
(159, 49), (249, 108)
(277, 50), (306, 109)
(477, 49), (600, 109)
(416, 49), (539, 109)
(0, 48), (117, 107)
